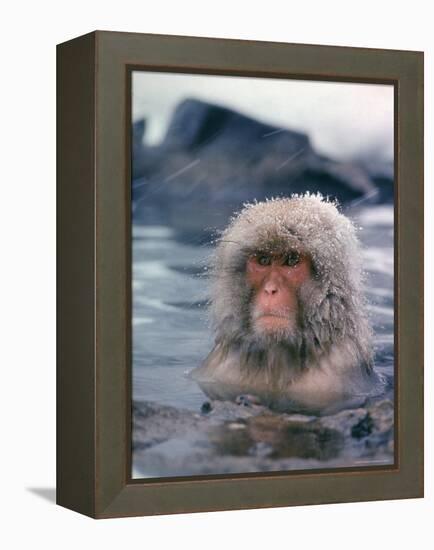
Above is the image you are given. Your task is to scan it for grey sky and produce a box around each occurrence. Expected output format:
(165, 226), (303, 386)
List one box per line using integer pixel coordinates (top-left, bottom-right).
(132, 71), (393, 162)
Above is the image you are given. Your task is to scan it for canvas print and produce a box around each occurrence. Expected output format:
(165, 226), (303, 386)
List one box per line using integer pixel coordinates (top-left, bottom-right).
(130, 71), (394, 479)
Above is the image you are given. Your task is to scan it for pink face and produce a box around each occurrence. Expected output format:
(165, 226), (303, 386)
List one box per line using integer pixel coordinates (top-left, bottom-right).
(246, 251), (312, 334)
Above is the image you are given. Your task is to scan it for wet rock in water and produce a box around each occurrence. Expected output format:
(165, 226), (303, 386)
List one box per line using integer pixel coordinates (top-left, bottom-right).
(209, 422), (252, 457)
(132, 397), (395, 478)
(351, 413), (374, 439)
(212, 414), (344, 461)
(132, 401), (205, 451)
(358, 399), (395, 460)
(368, 398), (394, 431)
(235, 394), (262, 407)
(319, 407), (367, 435)
(201, 401), (213, 414)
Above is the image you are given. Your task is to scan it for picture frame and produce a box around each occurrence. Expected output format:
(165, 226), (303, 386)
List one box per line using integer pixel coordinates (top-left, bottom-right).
(57, 30), (424, 518)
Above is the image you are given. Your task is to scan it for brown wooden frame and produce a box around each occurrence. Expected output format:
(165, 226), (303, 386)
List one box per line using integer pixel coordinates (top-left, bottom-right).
(57, 30), (424, 518)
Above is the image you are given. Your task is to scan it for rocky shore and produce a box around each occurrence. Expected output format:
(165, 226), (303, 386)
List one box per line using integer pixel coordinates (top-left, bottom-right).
(132, 397), (394, 478)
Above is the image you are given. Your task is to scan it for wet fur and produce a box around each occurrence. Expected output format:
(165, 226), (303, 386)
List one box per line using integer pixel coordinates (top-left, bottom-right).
(191, 194), (383, 413)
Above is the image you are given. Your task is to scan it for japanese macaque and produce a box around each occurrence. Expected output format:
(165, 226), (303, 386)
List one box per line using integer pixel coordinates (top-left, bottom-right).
(191, 194), (384, 414)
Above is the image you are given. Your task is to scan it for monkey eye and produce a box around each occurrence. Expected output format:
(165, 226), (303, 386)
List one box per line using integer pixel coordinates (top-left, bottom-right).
(256, 254), (272, 266)
(285, 250), (300, 267)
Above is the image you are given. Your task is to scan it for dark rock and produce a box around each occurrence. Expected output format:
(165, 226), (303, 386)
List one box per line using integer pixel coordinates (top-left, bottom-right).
(242, 414), (343, 461)
(162, 99), (309, 155)
(201, 401), (213, 414)
(131, 99), (389, 240)
(351, 413), (374, 439)
(235, 394), (262, 407)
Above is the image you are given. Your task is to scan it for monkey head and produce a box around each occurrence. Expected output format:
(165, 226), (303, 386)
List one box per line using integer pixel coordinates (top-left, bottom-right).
(208, 193), (373, 368)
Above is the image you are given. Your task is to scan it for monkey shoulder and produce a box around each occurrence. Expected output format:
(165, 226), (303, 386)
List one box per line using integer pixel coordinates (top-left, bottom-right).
(190, 343), (384, 414)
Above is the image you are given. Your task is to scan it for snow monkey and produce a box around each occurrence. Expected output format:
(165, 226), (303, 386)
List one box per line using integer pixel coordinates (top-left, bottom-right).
(191, 194), (384, 414)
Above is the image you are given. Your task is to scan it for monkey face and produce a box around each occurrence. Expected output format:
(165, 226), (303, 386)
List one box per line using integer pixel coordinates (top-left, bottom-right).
(246, 250), (312, 341)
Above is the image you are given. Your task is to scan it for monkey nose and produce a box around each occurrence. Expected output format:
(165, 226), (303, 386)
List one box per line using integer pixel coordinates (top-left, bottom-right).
(263, 282), (279, 295)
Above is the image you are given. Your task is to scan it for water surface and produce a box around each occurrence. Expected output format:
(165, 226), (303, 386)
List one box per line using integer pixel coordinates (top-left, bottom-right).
(132, 204), (394, 411)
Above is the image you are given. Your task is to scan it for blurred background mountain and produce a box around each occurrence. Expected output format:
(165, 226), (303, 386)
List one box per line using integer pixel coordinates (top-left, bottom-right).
(132, 98), (393, 241)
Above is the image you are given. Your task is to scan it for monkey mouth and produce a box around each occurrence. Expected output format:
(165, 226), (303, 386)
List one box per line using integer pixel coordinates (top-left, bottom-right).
(253, 310), (293, 333)
(254, 310), (290, 321)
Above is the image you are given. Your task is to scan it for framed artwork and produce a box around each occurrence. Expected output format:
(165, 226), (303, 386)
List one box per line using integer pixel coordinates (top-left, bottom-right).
(57, 31), (424, 518)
